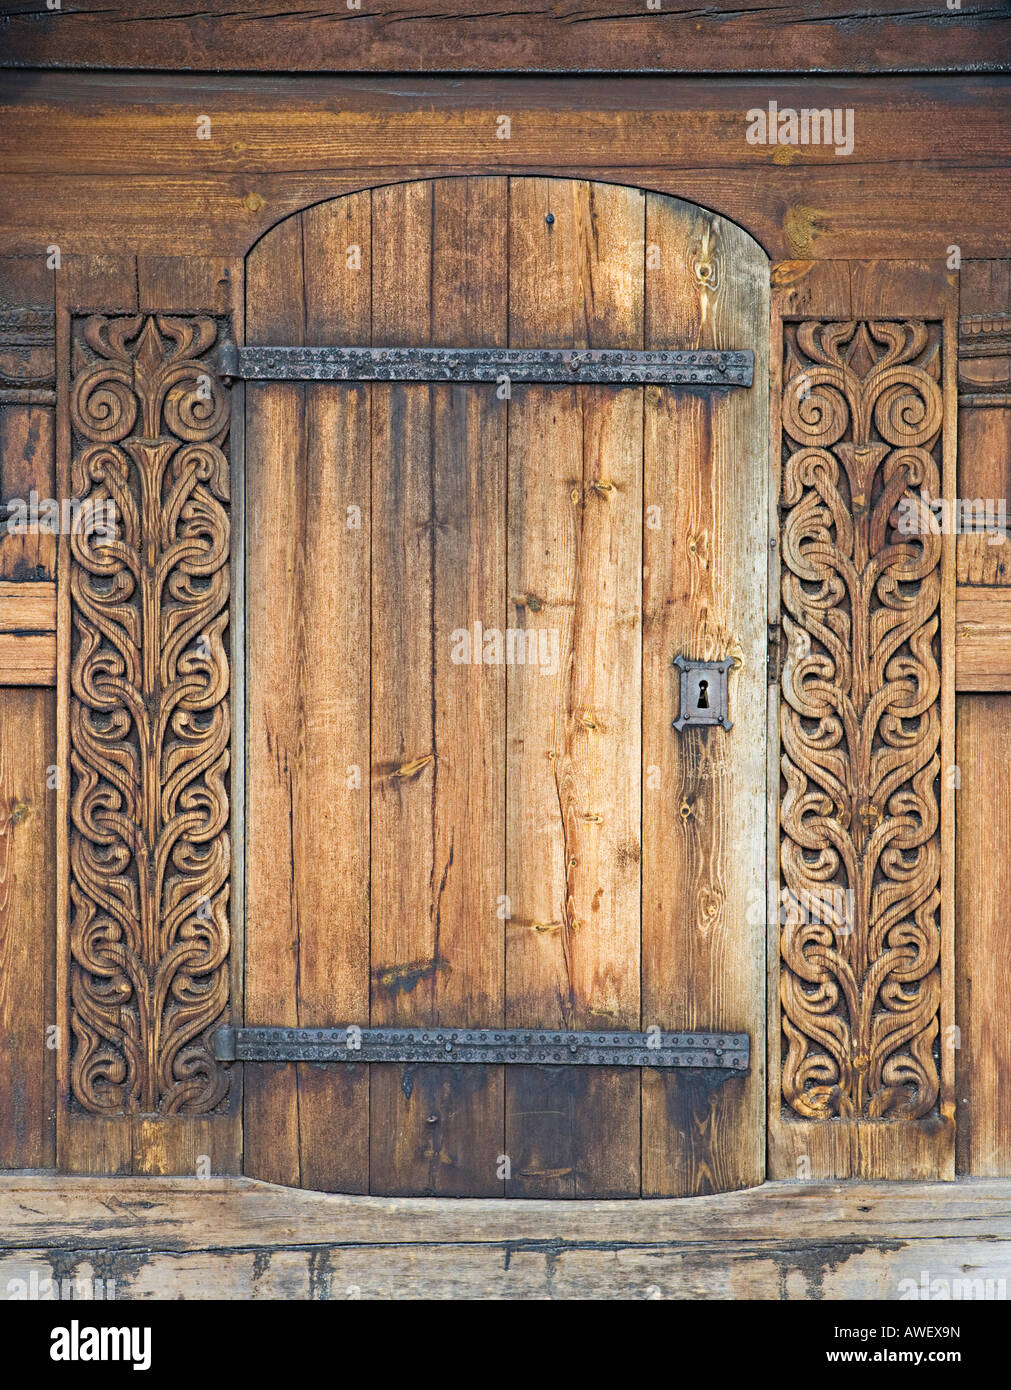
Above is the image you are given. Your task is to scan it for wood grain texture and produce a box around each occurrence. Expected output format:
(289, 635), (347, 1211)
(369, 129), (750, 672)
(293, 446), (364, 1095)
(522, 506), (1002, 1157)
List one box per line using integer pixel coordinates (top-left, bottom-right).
(769, 264), (957, 1181)
(1, 76), (1010, 265)
(4, 1174), (1011, 1300)
(369, 178), (507, 1196)
(0, 580), (55, 631)
(0, 3), (1005, 74)
(0, 690), (55, 1167)
(0, 632), (55, 685)
(294, 199), (371, 1195)
(505, 179), (643, 1198)
(245, 209), (372, 1191)
(5, 77), (1010, 176)
(0, 406), (56, 581)
(957, 262), (1011, 584)
(0, 253), (56, 582)
(956, 697), (1011, 1175)
(240, 178), (768, 1196)
(7, 1233), (1011, 1300)
(7, 1172), (1011, 1248)
(955, 588), (1011, 689)
(640, 194), (768, 1196)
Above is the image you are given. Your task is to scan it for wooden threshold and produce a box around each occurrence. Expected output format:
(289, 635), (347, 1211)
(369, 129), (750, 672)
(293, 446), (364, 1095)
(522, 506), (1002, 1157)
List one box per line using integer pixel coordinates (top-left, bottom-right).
(2, 1175), (1011, 1300)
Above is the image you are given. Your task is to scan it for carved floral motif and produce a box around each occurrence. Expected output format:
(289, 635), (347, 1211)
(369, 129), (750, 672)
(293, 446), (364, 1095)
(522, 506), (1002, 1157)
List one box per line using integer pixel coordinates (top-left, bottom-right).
(779, 320), (943, 1120)
(69, 315), (231, 1114)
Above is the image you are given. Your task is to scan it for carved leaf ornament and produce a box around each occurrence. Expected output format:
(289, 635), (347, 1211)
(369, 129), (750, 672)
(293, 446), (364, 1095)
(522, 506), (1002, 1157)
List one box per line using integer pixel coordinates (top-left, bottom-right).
(779, 320), (943, 1121)
(68, 315), (231, 1114)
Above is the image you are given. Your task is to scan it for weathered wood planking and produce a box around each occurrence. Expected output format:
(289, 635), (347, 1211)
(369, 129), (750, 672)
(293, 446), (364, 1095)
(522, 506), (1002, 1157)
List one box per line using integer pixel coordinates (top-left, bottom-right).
(768, 261), (957, 1182)
(0, 634), (55, 686)
(0, 691), (55, 1167)
(1, 76), (1010, 264)
(0, 253), (58, 1166)
(4, 1175), (1011, 1300)
(7, 1235), (1011, 1300)
(955, 588), (1011, 690)
(369, 178), (507, 1197)
(6, 1173), (1011, 1248)
(244, 209), (371, 1192)
(641, 196), (768, 1196)
(956, 697), (1011, 1175)
(0, 254), (55, 584)
(2, 1), (1005, 74)
(953, 260), (1011, 1176)
(12, 78), (1009, 179)
(294, 199), (371, 1194)
(0, 581), (55, 632)
(0, 582), (58, 687)
(504, 179), (643, 1197)
(957, 261), (1011, 586)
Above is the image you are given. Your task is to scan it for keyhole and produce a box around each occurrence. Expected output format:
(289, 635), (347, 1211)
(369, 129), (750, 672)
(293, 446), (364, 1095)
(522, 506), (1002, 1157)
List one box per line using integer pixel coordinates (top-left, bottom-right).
(697, 680), (710, 710)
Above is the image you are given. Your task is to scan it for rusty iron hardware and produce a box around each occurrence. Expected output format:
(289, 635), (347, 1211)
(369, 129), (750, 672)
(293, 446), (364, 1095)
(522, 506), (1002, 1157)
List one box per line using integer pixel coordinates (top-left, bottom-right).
(213, 1025), (750, 1071)
(672, 655), (733, 730)
(768, 622), (784, 686)
(220, 344), (754, 387)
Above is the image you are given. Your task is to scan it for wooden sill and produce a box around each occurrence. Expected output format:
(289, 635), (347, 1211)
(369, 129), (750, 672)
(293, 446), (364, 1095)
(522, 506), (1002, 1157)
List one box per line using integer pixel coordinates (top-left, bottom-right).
(2, 1175), (1010, 1299)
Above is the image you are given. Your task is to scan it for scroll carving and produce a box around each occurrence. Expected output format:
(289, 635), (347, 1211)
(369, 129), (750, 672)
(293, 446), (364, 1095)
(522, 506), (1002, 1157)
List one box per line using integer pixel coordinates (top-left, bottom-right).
(958, 311), (1011, 406)
(68, 314), (231, 1114)
(779, 320), (943, 1121)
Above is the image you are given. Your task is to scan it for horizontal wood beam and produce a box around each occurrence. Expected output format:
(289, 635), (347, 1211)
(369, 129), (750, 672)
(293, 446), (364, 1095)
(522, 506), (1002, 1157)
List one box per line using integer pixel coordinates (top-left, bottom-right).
(4, 1174), (1011, 1250)
(0, 581), (56, 686)
(1, 76), (1009, 264)
(956, 585), (1011, 691)
(0, 1), (1004, 75)
(2, 1176), (1011, 1300)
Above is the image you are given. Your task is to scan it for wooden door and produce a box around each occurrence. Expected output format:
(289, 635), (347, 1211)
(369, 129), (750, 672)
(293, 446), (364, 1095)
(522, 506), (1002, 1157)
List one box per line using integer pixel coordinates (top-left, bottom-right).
(241, 177), (769, 1197)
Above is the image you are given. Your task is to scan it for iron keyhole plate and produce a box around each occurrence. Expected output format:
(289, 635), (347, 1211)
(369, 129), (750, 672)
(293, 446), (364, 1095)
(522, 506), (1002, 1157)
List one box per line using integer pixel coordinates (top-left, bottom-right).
(672, 655), (733, 730)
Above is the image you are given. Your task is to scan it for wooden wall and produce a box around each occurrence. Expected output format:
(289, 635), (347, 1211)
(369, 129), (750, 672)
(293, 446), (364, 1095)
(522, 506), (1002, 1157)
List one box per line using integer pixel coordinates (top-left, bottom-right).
(0, 66), (1009, 1182)
(0, 254), (57, 1171)
(1, 1), (1007, 75)
(955, 260), (1011, 1176)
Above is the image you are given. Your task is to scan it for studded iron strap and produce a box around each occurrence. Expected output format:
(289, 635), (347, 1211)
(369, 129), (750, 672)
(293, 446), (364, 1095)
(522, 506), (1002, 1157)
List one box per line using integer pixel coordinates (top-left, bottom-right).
(213, 1025), (750, 1070)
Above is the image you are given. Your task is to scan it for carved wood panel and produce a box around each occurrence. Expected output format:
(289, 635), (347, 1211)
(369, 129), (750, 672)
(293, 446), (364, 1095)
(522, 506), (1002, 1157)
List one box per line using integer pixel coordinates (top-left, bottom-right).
(67, 313), (231, 1115)
(778, 319), (944, 1123)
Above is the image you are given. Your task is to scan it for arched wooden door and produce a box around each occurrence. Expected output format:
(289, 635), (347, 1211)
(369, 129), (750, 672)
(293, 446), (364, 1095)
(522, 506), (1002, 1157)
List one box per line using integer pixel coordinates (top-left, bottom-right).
(239, 177), (769, 1197)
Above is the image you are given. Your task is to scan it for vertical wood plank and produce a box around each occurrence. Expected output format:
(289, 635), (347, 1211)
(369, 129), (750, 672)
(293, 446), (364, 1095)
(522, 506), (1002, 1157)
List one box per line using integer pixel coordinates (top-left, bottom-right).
(243, 216), (304, 1186)
(505, 178), (643, 1197)
(956, 695), (1011, 1174)
(369, 178), (508, 1195)
(955, 260), (1011, 1174)
(0, 690), (55, 1168)
(641, 195), (768, 1195)
(286, 195), (373, 1193)
(0, 255), (57, 1168)
(940, 286), (958, 1175)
